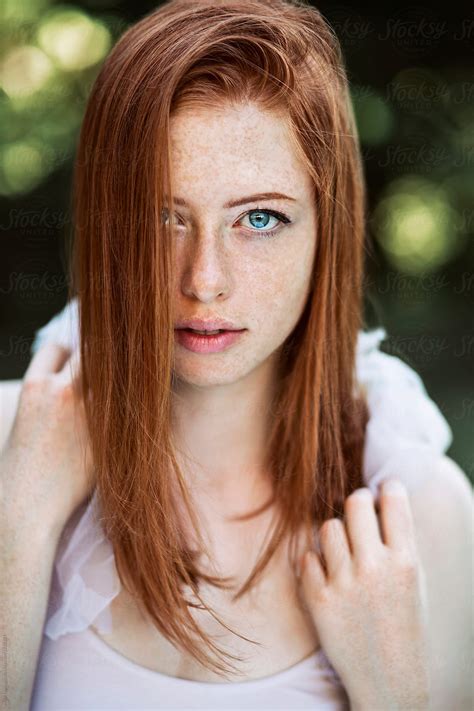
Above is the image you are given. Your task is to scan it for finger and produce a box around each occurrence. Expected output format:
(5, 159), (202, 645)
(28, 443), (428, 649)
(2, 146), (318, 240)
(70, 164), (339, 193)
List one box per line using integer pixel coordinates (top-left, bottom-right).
(24, 341), (72, 381)
(318, 518), (352, 578)
(378, 478), (417, 553)
(55, 347), (81, 389)
(343, 487), (383, 559)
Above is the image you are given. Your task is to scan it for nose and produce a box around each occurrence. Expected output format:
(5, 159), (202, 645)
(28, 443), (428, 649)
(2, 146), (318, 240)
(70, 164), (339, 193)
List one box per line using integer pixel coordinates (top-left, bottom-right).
(179, 232), (231, 302)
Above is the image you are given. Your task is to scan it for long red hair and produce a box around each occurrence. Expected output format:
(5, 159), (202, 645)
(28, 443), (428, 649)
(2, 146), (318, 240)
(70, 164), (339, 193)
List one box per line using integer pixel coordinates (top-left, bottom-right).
(68, 0), (370, 677)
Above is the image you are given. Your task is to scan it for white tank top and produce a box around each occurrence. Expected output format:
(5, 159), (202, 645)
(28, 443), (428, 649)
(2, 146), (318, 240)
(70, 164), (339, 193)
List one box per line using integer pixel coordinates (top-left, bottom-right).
(29, 299), (452, 710)
(32, 625), (350, 709)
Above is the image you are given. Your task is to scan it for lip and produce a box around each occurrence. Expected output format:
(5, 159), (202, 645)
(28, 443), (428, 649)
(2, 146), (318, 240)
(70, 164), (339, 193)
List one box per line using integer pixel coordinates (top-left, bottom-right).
(175, 317), (242, 331)
(174, 328), (246, 353)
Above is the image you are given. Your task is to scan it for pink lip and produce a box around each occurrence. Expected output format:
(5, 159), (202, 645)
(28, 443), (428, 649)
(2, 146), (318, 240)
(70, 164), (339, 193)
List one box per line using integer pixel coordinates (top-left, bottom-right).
(174, 328), (246, 353)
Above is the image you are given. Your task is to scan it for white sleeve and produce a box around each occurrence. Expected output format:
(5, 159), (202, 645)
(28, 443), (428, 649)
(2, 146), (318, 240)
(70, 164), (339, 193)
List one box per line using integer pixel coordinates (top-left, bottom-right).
(356, 327), (452, 496)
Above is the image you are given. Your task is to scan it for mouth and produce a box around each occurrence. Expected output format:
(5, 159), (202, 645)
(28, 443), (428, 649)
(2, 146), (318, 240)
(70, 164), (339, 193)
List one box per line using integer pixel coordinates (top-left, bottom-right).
(174, 327), (247, 353)
(177, 328), (242, 335)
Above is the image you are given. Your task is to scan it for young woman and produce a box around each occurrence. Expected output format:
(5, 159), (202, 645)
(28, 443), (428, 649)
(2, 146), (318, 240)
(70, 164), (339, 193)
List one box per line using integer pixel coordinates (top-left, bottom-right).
(2, 0), (471, 709)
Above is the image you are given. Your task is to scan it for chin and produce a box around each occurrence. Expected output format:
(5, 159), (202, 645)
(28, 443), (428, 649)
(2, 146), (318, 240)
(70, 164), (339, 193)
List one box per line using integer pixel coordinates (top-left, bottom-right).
(172, 361), (252, 389)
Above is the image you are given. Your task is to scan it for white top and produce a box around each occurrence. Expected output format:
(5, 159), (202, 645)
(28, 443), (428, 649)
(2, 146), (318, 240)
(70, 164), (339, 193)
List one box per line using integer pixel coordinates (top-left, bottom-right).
(29, 298), (453, 710)
(32, 628), (350, 710)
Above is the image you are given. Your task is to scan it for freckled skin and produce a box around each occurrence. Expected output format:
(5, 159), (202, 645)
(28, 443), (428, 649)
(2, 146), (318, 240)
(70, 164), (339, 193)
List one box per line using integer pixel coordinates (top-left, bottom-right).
(171, 102), (316, 388)
(168, 102), (317, 513)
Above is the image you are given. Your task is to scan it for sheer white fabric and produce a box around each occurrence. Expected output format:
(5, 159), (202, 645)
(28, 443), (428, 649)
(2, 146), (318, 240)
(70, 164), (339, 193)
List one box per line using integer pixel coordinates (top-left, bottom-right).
(30, 298), (453, 644)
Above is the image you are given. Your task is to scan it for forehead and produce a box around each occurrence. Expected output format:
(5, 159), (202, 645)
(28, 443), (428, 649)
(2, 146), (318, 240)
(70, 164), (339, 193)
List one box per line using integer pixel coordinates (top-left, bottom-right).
(167, 103), (313, 202)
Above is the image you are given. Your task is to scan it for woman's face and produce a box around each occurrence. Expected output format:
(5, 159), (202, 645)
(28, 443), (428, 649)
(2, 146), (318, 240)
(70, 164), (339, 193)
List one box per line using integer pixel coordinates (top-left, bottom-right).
(169, 102), (317, 388)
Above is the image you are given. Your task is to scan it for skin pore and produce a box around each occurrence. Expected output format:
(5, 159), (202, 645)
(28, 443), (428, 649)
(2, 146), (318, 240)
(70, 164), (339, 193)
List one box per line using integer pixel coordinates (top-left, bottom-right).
(92, 102), (321, 681)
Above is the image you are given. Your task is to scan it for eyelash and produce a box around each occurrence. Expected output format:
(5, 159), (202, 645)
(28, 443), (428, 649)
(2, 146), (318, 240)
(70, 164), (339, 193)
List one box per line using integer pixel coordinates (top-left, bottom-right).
(240, 208), (291, 239)
(162, 207), (291, 239)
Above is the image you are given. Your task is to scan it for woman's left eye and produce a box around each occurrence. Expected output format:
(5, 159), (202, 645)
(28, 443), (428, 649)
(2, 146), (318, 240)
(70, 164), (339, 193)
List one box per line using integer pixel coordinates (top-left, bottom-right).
(238, 208), (291, 238)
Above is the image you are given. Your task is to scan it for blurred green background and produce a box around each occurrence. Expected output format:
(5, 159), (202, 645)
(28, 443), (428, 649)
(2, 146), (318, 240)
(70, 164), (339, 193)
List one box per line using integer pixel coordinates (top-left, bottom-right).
(0, 1), (472, 481)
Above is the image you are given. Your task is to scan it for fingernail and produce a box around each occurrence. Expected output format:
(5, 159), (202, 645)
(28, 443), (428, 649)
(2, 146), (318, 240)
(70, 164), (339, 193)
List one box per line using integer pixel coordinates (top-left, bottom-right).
(383, 478), (406, 495)
(353, 487), (372, 498)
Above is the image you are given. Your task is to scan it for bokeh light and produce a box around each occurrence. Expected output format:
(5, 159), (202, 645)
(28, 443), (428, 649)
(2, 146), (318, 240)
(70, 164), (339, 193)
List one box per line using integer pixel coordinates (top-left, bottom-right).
(0, 46), (54, 98)
(3, 0), (51, 23)
(0, 4), (113, 196)
(0, 140), (46, 195)
(371, 175), (464, 274)
(36, 8), (111, 71)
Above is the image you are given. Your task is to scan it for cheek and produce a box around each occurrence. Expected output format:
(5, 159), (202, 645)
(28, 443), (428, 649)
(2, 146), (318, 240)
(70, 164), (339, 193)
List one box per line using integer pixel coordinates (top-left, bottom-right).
(243, 243), (315, 326)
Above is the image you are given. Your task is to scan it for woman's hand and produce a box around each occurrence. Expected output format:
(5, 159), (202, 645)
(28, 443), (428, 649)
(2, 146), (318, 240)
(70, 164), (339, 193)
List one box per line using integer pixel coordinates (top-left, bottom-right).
(2, 341), (96, 543)
(299, 479), (431, 710)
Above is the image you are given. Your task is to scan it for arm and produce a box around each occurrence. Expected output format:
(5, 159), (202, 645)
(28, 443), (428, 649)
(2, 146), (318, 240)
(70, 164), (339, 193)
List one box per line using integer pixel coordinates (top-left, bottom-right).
(1, 343), (95, 710)
(346, 455), (473, 711)
(2, 497), (61, 711)
(406, 455), (473, 710)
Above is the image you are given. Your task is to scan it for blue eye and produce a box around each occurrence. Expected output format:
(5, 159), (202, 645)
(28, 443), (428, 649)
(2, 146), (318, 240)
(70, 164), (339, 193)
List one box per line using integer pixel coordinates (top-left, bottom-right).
(160, 206), (291, 238)
(239, 208), (291, 239)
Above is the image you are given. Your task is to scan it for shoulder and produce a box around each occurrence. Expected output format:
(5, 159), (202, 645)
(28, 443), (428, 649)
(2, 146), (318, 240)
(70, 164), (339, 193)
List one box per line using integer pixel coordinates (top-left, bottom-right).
(402, 454), (472, 709)
(403, 451), (472, 594)
(373, 447), (471, 521)
(383, 451), (472, 596)
(406, 453), (472, 533)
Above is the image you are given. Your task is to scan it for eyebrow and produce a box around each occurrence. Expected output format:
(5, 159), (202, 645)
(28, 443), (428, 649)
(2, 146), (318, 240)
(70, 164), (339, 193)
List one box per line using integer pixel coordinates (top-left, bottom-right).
(168, 192), (298, 209)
